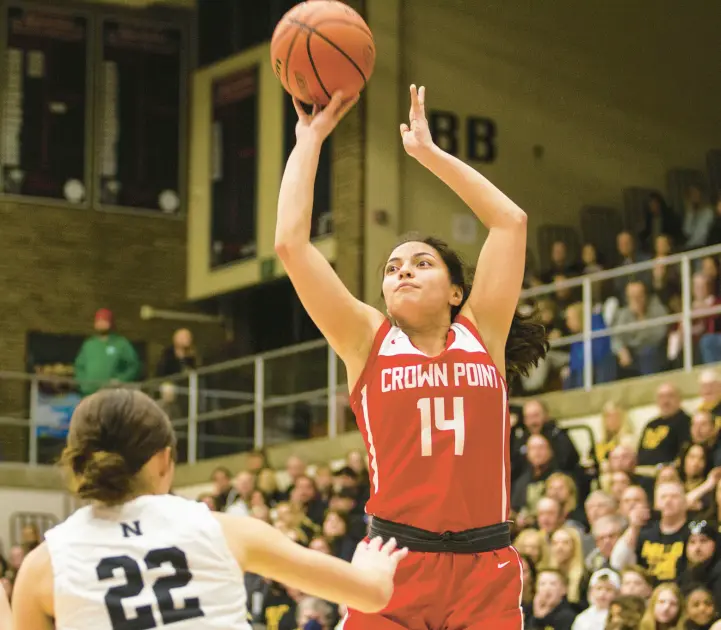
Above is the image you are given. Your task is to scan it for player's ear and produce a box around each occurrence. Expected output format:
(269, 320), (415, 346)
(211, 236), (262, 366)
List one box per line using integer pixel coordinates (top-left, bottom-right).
(449, 285), (463, 307)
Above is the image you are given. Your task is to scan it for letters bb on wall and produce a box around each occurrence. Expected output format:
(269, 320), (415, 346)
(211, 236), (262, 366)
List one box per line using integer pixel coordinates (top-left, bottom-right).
(428, 111), (498, 163)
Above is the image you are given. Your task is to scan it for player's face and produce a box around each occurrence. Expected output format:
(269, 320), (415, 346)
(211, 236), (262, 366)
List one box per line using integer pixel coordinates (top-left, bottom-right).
(382, 242), (461, 326)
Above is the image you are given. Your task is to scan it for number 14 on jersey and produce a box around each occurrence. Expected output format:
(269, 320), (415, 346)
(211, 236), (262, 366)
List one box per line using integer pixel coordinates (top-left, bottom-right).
(417, 397), (465, 457)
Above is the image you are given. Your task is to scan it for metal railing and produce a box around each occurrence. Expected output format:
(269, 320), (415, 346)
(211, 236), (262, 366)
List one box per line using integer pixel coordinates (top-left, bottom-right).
(2, 243), (721, 465)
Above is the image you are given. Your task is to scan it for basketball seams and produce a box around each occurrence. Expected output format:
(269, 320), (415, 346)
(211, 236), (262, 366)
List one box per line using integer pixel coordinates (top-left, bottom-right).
(281, 4), (324, 96)
(287, 17), (369, 84)
(310, 18), (374, 42)
(306, 31), (332, 101)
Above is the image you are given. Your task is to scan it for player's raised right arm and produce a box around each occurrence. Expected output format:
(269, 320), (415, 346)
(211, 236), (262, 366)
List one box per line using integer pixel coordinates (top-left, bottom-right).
(216, 513), (407, 613)
(275, 92), (384, 368)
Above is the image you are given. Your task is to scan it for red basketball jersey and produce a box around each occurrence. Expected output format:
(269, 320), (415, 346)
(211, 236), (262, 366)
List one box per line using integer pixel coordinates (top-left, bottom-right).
(349, 314), (511, 533)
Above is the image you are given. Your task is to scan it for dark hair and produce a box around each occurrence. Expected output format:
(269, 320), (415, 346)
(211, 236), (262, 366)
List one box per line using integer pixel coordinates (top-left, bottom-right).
(60, 389), (176, 504)
(212, 466), (233, 480)
(384, 234), (548, 379)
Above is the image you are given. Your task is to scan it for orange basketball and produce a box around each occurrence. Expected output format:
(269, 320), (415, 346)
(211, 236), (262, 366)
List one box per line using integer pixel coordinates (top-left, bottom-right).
(270, 1), (376, 106)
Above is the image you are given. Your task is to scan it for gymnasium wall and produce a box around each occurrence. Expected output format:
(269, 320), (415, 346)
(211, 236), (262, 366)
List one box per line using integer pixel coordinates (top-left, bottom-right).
(363, 0), (721, 294)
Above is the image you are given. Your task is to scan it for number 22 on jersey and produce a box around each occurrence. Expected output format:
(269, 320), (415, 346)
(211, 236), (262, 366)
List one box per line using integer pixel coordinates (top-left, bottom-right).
(417, 397), (465, 456)
(97, 546), (204, 630)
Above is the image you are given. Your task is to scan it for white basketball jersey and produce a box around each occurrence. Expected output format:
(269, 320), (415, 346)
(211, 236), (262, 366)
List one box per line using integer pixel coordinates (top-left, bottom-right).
(45, 494), (250, 630)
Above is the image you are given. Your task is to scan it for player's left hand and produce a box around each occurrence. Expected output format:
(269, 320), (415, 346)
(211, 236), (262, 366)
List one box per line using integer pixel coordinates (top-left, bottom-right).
(400, 84), (435, 159)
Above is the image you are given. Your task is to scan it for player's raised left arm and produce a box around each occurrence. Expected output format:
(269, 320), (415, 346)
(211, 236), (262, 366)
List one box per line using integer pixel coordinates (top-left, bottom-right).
(401, 85), (527, 366)
(11, 543), (55, 630)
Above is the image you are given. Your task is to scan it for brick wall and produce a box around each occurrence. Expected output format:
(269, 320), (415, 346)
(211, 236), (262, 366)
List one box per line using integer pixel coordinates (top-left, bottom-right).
(0, 199), (221, 459)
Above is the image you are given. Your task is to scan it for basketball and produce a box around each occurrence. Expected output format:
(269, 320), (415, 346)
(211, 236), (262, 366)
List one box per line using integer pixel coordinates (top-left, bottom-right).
(270, 1), (376, 106)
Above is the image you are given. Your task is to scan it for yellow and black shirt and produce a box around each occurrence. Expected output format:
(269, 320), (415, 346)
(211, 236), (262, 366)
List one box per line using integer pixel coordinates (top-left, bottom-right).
(637, 411), (691, 466)
(635, 520), (689, 584)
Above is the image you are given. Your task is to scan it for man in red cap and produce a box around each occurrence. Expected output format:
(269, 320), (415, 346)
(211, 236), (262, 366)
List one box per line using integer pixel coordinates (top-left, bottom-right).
(74, 308), (141, 395)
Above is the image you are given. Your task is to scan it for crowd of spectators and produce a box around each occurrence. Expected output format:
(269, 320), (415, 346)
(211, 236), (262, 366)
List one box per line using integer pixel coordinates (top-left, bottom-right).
(186, 367), (721, 629)
(522, 186), (721, 394)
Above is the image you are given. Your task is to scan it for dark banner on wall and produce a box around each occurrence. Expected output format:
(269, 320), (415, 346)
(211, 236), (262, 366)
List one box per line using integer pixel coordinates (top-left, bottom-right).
(98, 20), (183, 213)
(210, 67), (259, 268)
(1, 6), (88, 202)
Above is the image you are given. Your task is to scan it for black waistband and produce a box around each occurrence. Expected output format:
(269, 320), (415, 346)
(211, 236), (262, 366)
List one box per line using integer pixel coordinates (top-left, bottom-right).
(369, 516), (511, 554)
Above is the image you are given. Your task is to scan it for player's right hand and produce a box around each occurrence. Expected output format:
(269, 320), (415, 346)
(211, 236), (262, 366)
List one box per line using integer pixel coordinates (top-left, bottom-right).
(293, 91), (359, 145)
(351, 536), (409, 583)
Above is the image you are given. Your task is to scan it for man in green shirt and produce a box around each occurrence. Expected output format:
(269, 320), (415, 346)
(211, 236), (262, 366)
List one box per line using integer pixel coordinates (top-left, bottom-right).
(74, 308), (141, 396)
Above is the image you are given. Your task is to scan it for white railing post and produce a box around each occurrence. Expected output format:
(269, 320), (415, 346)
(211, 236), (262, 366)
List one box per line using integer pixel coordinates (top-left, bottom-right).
(327, 346), (338, 438)
(681, 255), (693, 372)
(253, 357), (265, 450)
(582, 277), (593, 391)
(29, 377), (39, 465)
(187, 371), (198, 464)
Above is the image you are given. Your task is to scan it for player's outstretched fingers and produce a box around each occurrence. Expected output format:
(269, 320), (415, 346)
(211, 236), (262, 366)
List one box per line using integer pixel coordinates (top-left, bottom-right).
(392, 547), (410, 565)
(367, 536), (384, 551)
(381, 537), (397, 555)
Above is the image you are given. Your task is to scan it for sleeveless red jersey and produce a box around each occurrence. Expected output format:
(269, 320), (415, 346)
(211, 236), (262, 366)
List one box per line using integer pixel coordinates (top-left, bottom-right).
(349, 314), (511, 533)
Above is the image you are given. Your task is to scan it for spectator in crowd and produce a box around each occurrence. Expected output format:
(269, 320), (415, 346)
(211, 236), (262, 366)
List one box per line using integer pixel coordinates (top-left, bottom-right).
(612, 281), (669, 377)
(156, 328), (197, 377)
(615, 231), (652, 297)
(545, 472), (586, 530)
(637, 383), (691, 467)
(525, 569), (578, 630)
(226, 470), (255, 517)
(680, 446), (718, 521)
(156, 381), (183, 420)
(210, 466), (234, 511)
(685, 586), (718, 630)
(640, 583), (685, 630)
(536, 496), (566, 541)
(619, 485), (652, 523)
(514, 528), (549, 567)
(613, 481), (689, 583)
(586, 514), (625, 573)
(705, 196), (721, 247)
(257, 467), (283, 506)
(296, 596), (334, 630)
(546, 526), (587, 608)
(619, 566), (653, 601)
(676, 520), (721, 610)
(669, 272), (721, 366)
(607, 471), (632, 502)
(321, 511), (357, 562)
(596, 402), (635, 466)
(74, 308), (141, 395)
(651, 234), (681, 310)
(290, 474), (326, 526)
(607, 594), (647, 630)
(520, 554), (538, 608)
(541, 240), (581, 284)
(580, 243), (604, 276)
(608, 446), (655, 500)
(684, 185), (715, 251)
(638, 193), (683, 254)
(689, 410), (721, 467)
(698, 369), (721, 423)
(246, 449), (269, 475)
(281, 455), (308, 500)
(520, 299), (570, 393)
(561, 302), (616, 389)
(511, 399), (580, 480)
(571, 568), (620, 630)
(512, 435), (559, 515)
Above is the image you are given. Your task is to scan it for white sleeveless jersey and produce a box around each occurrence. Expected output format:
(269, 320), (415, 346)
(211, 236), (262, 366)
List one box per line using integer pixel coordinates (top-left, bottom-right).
(45, 494), (250, 630)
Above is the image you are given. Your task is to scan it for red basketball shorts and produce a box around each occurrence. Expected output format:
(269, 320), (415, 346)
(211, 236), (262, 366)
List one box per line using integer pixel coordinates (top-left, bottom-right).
(340, 545), (523, 630)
